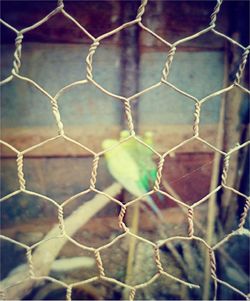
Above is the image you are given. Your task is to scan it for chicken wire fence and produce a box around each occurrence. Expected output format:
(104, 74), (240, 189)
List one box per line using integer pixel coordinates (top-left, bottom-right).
(0, 0), (249, 300)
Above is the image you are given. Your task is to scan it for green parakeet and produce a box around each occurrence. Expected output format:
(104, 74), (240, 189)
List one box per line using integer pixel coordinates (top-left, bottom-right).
(119, 130), (158, 192)
(102, 138), (161, 216)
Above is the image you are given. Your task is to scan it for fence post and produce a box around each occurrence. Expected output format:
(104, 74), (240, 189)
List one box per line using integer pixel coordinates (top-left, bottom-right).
(120, 1), (140, 130)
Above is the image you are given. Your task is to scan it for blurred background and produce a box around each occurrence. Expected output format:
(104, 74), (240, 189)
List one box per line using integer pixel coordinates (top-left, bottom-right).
(0, 0), (249, 300)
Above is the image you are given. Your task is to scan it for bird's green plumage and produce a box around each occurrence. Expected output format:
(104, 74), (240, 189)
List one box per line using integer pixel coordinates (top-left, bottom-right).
(102, 138), (145, 197)
(119, 131), (158, 191)
(102, 132), (161, 216)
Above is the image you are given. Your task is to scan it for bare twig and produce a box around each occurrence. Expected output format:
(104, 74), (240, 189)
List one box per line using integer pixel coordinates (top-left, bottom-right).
(1, 183), (122, 300)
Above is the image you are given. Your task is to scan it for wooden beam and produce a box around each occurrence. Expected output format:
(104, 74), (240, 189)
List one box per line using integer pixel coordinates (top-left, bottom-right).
(0, 124), (219, 157)
(203, 49), (228, 301)
(1, 182), (123, 300)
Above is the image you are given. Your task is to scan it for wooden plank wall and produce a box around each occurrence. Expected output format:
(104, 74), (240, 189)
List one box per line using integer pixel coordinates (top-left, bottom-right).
(1, 0), (232, 216)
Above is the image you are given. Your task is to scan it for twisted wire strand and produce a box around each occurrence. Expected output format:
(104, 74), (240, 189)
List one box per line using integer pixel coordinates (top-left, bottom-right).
(94, 250), (105, 277)
(11, 33), (23, 76)
(66, 286), (72, 301)
(153, 156), (165, 191)
(161, 46), (176, 82)
(26, 248), (35, 279)
(50, 98), (65, 135)
(234, 46), (250, 84)
(58, 206), (66, 236)
(86, 41), (100, 80)
(57, 0), (64, 7)
(209, 248), (218, 301)
(210, 0), (223, 27)
(89, 155), (100, 189)
(16, 153), (26, 190)
(123, 99), (136, 135)
(193, 102), (201, 137)
(187, 207), (194, 237)
(12, 72), (65, 135)
(129, 287), (136, 301)
(136, 0), (148, 20)
(118, 206), (128, 232)
(238, 197), (250, 229)
(221, 152), (230, 186)
(154, 246), (164, 273)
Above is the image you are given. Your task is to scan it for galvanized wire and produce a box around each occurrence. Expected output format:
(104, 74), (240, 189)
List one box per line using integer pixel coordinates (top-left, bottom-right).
(0, 0), (249, 300)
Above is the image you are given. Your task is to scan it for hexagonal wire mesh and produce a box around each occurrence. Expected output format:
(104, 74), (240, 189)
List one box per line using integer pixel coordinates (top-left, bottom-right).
(0, 0), (249, 300)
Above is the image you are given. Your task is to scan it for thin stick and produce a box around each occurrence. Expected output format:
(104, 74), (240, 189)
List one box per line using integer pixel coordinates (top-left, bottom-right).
(125, 202), (140, 285)
(1, 183), (122, 300)
(162, 180), (249, 282)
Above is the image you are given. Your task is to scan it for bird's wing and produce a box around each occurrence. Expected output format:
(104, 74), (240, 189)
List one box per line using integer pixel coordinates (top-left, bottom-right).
(105, 144), (146, 197)
(104, 139), (162, 217)
(136, 142), (157, 188)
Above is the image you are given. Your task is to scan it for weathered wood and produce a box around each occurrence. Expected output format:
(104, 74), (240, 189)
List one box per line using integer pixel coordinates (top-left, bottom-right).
(1, 45), (224, 131)
(1, 1), (120, 44)
(162, 152), (214, 205)
(140, 1), (228, 50)
(120, 1), (140, 127)
(119, 3), (140, 294)
(1, 1), (228, 50)
(203, 50), (228, 300)
(220, 0), (249, 229)
(1, 152), (213, 213)
(0, 125), (218, 157)
(221, 85), (248, 225)
(1, 182), (123, 300)
(1, 206), (189, 242)
(0, 156), (114, 206)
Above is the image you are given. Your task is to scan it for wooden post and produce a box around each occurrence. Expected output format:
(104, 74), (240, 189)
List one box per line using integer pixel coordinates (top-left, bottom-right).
(119, 0), (140, 293)
(204, 2), (249, 299)
(120, 0), (140, 129)
(203, 49), (228, 300)
(1, 183), (122, 300)
(219, 1), (249, 232)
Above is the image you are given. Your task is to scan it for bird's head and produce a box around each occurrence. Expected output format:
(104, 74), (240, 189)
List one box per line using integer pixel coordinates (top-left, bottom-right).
(101, 139), (118, 150)
(144, 131), (153, 139)
(119, 130), (130, 140)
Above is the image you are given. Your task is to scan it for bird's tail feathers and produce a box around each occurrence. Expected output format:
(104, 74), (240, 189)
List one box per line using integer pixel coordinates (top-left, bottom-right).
(145, 195), (164, 222)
